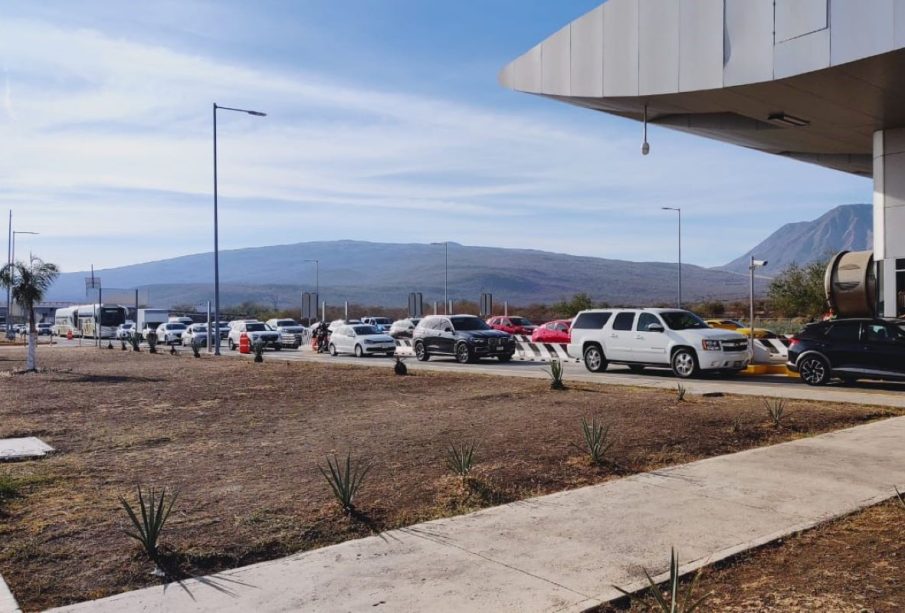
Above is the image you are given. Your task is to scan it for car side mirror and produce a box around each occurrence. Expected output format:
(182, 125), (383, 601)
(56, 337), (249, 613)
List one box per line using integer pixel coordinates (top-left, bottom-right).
(444, 328), (453, 333)
(647, 324), (664, 333)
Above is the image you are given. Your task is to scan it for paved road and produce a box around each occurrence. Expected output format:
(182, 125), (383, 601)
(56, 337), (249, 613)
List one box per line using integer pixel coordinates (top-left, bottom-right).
(48, 415), (905, 613)
(41, 337), (905, 407)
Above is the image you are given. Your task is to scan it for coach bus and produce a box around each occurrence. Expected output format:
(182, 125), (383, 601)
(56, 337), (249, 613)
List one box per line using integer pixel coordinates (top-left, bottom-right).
(54, 304), (127, 339)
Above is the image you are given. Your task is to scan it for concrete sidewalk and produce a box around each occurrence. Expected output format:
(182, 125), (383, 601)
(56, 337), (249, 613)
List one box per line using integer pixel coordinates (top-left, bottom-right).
(49, 416), (905, 613)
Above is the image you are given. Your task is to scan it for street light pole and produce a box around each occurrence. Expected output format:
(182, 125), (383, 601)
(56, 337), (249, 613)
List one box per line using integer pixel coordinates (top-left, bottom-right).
(304, 259), (319, 320)
(661, 207), (682, 308)
(445, 241), (448, 314)
(212, 103), (267, 355)
(749, 257), (768, 355)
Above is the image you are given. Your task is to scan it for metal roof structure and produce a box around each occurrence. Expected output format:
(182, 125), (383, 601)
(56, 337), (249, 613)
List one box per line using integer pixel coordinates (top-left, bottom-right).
(500, 0), (905, 177)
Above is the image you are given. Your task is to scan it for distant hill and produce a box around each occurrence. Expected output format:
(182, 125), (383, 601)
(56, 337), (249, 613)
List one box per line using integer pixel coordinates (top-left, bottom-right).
(721, 204), (872, 275)
(48, 241), (762, 309)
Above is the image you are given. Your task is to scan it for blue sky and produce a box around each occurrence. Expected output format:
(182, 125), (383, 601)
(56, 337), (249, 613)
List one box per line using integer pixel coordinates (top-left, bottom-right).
(1, 0), (870, 273)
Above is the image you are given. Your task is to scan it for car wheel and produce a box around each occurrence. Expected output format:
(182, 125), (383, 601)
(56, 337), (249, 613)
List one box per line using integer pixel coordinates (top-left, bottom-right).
(583, 345), (608, 373)
(414, 341), (429, 361)
(671, 348), (699, 379)
(354, 344), (364, 358)
(329, 343), (337, 356)
(498, 353), (512, 363)
(455, 343), (473, 364)
(628, 365), (645, 374)
(799, 355), (830, 386)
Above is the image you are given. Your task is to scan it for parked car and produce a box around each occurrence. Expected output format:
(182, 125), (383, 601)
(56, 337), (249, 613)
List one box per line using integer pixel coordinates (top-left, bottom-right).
(388, 317), (422, 339)
(227, 320), (281, 351)
(266, 318), (306, 348)
(169, 316), (194, 327)
(155, 322), (187, 345)
(328, 319), (361, 333)
(787, 318), (905, 386)
(361, 317), (394, 332)
(182, 323), (209, 346)
(413, 315), (515, 363)
(36, 322), (54, 336)
(531, 319), (572, 344)
(328, 324), (396, 357)
(213, 321), (231, 340)
(486, 316), (537, 335)
(568, 308), (750, 378)
(115, 322), (136, 340)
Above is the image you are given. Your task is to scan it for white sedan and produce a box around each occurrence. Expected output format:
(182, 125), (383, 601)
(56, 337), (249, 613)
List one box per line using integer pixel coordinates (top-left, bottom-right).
(182, 323), (209, 346)
(328, 324), (396, 357)
(115, 323), (136, 340)
(155, 322), (187, 345)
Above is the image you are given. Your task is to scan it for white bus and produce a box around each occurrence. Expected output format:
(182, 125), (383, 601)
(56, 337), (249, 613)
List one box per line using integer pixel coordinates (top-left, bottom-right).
(55, 304), (128, 339)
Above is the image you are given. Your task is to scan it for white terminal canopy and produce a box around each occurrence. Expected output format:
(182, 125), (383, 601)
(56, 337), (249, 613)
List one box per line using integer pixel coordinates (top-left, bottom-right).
(501, 0), (905, 317)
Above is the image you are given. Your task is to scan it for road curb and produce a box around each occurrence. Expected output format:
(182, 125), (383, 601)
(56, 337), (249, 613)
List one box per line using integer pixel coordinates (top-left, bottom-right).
(0, 573), (22, 613)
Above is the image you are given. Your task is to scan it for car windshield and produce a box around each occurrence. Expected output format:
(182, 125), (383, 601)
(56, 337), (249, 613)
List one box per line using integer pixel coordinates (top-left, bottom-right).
(450, 316), (490, 331)
(660, 311), (708, 330)
(276, 320), (297, 326)
(192, 325), (207, 331)
(352, 325), (380, 335)
(510, 317), (532, 326)
(246, 323), (266, 332)
(121, 323), (133, 329)
(372, 318), (391, 325)
(166, 323), (186, 330)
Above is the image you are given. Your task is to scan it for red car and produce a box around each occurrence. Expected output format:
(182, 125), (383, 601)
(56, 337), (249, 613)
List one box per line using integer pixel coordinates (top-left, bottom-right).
(531, 319), (572, 344)
(486, 316), (537, 335)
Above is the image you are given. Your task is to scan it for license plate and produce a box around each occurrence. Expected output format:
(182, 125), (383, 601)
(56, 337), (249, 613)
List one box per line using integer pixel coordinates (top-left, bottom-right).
(733, 361), (742, 368)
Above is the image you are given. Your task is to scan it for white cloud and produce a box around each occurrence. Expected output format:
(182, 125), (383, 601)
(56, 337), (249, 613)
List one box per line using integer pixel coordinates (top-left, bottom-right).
(0, 15), (870, 273)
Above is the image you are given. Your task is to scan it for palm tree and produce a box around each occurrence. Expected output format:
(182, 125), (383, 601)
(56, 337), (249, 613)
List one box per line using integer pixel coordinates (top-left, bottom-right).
(0, 257), (60, 371)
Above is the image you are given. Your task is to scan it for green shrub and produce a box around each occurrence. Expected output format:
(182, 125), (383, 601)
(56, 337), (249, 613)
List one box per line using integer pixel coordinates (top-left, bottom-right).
(0, 474), (21, 505)
(763, 397), (787, 427)
(320, 453), (371, 514)
(546, 359), (566, 390)
(446, 441), (478, 480)
(574, 417), (613, 466)
(253, 339), (265, 363)
(119, 485), (178, 564)
(615, 547), (711, 612)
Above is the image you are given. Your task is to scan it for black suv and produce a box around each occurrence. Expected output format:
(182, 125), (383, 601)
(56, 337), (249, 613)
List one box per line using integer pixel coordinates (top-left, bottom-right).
(412, 315), (515, 363)
(787, 318), (905, 386)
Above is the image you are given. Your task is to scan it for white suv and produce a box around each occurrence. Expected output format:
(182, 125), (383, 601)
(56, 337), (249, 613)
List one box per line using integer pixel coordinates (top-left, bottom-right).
(567, 308), (749, 378)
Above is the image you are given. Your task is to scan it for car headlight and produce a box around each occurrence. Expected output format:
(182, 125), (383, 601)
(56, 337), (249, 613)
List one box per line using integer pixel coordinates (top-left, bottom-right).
(702, 339), (721, 351)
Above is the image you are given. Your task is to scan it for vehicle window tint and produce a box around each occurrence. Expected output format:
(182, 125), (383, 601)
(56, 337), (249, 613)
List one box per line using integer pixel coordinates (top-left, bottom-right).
(865, 324), (896, 343)
(572, 312), (611, 329)
(612, 312), (636, 331)
(636, 313), (660, 332)
(824, 322), (861, 342)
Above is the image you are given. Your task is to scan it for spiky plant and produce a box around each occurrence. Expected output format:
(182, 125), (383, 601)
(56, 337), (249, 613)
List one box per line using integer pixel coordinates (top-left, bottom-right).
(615, 547), (712, 613)
(129, 332), (141, 352)
(763, 397), (787, 428)
(546, 359), (566, 390)
(896, 486), (905, 510)
(253, 339), (265, 363)
(394, 357), (408, 375)
(320, 453), (372, 514)
(119, 486), (178, 565)
(191, 338), (202, 358)
(120, 338), (128, 351)
(147, 331), (158, 354)
(676, 383), (687, 402)
(446, 441), (478, 481)
(573, 417), (614, 466)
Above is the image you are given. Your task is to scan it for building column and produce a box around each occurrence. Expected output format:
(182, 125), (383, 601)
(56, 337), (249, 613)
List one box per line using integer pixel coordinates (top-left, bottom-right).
(873, 129), (905, 317)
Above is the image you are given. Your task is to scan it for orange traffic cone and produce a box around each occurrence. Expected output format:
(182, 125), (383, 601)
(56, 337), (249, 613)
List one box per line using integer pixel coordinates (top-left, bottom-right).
(239, 331), (251, 354)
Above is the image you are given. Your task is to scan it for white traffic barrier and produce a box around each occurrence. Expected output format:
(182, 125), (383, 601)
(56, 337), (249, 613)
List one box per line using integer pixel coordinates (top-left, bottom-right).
(752, 338), (789, 365)
(395, 338), (415, 356)
(514, 341), (578, 363)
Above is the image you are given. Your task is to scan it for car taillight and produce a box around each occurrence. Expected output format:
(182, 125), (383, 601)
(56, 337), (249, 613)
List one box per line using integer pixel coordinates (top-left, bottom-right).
(789, 337), (799, 349)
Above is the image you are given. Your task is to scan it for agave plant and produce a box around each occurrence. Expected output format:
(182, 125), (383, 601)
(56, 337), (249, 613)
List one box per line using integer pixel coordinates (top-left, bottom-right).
(763, 397), (787, 428)
(320, 453), (372, 514)
(573, 416), (614, 466)
(120, 338), (128, 351)
(191, 337), (202, 358)
(615, 547), (711, 613)
(147, 331), (158, 354)
(119, 486), (178, 565)
(129, 332), (141, 352)
(253, 339), (265, 363)
(446, 441), (478, 480)
(546, 359), (566, 390)
(675, 383), (687, 402)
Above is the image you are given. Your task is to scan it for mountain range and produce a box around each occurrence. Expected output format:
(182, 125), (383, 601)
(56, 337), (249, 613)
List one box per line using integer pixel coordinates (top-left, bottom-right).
(46, 204), (872, 309)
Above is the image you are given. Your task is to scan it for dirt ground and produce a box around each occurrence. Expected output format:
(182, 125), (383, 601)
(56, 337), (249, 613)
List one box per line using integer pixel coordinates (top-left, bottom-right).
(0, 347), (901, 611)
(600, 499), (905, 612)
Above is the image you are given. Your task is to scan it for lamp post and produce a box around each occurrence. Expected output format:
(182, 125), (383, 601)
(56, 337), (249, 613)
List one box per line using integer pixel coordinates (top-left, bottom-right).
(749, 257), (768, 356)
(213, 103), (266, 355)
(661, 207), (682, 308)
(8, 230), (38, 336)
(304, 259), (319, 320)
(431, 242), (449, 314)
